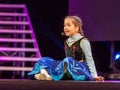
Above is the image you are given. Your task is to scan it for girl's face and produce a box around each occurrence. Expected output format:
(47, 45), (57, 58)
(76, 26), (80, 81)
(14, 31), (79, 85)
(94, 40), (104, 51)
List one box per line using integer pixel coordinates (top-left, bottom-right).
(64, 18), (79, 37)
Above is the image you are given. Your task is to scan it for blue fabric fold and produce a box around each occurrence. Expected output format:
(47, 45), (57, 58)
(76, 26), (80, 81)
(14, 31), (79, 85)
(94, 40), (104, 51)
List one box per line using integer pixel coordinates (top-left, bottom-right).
(27, 57), (93, 81)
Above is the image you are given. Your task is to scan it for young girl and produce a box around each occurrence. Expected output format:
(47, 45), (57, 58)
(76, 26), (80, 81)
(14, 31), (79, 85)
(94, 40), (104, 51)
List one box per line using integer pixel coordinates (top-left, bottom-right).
(27, 15), (104, 81)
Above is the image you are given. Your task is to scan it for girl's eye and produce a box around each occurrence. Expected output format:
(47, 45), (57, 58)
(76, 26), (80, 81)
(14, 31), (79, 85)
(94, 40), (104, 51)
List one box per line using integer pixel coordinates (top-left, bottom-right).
(67, 24), (71, 27)
(64, 24), (70, 27)
(67, 24), (70, 26)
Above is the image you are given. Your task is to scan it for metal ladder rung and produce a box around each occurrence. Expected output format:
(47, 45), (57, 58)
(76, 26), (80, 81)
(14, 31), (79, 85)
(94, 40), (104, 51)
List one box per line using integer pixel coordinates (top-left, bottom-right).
(0, 12), (27, 16)
(0, 47), (38, 52)
(0, 66), (32, 71)
(0, 29), (32, 34)
(0, 21), (29, 25)
(0, 56), (40, 61)
(0, 4), (25, 8)
(0, 38), (35, 43)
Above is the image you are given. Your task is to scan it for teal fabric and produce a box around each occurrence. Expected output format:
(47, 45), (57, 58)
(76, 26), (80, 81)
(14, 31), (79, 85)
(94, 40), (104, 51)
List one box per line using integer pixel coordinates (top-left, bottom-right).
(27, 57), (93, 81)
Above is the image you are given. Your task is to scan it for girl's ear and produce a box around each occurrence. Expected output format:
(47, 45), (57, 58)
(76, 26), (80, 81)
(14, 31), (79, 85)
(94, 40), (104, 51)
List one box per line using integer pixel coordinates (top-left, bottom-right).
(75, 26), (79, 32)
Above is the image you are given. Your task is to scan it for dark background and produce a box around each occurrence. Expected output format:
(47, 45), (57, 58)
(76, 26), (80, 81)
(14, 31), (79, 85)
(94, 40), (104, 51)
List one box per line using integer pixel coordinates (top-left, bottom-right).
(0, 0), (120, 79)
(69, 0), (120, 41)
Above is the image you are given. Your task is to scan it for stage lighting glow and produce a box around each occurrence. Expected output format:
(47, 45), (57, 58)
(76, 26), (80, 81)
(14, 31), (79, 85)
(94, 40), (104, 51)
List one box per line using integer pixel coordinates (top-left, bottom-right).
(114, 52), (120, 69)
(114, 53), (120, 60)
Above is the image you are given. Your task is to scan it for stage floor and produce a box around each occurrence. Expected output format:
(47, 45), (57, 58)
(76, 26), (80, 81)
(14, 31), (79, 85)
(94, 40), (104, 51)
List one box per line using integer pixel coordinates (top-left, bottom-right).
(0, 79), (120, 90)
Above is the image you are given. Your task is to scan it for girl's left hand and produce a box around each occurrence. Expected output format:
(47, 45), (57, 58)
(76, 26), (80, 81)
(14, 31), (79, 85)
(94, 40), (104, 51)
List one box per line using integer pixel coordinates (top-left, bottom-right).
(94, 76), (105, 81)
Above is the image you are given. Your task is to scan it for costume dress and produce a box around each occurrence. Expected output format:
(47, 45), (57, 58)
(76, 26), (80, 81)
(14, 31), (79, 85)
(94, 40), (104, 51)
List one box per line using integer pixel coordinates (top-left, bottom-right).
(27, 34), (97, 81)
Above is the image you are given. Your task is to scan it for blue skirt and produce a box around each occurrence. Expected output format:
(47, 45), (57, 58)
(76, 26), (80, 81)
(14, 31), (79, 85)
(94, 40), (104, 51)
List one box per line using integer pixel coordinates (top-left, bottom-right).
(27, 57), (93, 81)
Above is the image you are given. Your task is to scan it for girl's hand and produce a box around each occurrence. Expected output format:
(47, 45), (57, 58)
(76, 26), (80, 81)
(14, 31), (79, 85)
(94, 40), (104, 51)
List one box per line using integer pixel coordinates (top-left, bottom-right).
(94, 76), (105, 81)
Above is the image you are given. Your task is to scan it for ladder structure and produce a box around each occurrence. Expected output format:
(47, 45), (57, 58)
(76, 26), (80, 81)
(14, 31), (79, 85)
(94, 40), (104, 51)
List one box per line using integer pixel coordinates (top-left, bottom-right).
(0, 4), (42, 78)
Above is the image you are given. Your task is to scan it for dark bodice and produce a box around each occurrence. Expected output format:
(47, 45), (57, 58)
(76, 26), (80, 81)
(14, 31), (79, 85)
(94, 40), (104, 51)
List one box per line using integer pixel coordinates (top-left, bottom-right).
(64, 37), (86, 62)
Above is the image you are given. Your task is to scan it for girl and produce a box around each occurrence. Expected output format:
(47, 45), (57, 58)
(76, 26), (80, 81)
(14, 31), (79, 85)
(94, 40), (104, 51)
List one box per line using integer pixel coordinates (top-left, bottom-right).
(27, 15), (104, 81)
